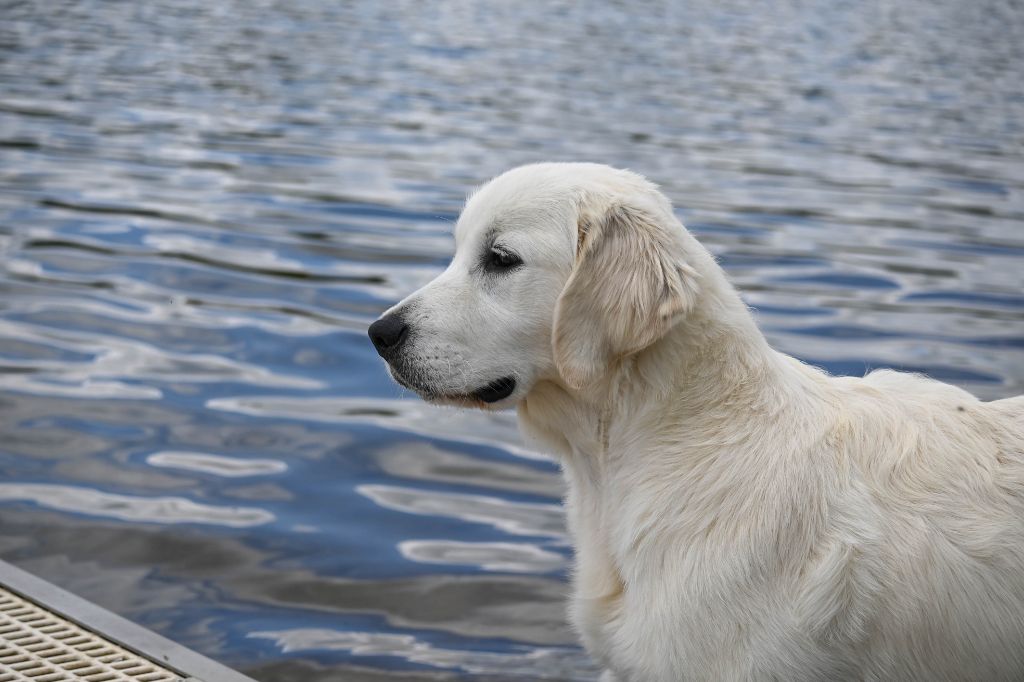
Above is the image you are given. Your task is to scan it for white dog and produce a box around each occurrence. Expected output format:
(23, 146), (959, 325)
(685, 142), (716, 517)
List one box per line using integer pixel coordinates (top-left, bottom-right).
(368, 163), (1024, 681)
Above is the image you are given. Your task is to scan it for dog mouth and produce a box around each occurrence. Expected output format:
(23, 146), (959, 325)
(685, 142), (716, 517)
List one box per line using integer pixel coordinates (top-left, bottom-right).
(390, 368), (517, 405)
(471, 376), (517, 403)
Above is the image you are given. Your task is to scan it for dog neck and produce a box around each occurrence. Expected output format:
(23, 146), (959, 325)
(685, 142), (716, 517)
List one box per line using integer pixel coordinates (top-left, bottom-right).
(519, 261), (814, 468)
(517, 250), (838, 614)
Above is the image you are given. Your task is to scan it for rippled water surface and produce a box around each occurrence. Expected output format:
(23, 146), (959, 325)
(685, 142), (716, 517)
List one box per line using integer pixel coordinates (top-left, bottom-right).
(2, 0), (1023, 679)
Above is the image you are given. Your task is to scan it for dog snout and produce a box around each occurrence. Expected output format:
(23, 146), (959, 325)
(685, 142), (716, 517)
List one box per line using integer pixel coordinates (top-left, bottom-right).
(368, 314), (410, 358)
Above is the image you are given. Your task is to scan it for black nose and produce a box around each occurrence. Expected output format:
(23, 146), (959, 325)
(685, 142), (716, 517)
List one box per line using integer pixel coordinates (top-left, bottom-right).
(368, 314), (409, 357)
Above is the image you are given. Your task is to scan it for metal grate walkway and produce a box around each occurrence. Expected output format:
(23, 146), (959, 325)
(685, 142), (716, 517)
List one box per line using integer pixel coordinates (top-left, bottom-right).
(0, 560), (256, 682)
(0, 585), (179, 681)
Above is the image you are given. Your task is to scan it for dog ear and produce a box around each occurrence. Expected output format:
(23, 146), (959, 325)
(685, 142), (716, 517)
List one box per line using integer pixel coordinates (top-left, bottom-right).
(553, 202), (700, 390)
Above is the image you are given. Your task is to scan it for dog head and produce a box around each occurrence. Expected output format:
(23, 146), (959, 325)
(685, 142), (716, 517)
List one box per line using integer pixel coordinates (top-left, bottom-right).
(368, 163), (700, 408)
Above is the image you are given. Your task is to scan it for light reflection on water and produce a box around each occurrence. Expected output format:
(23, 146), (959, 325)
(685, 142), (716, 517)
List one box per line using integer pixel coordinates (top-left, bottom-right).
(247, 629), (591, 681)
(1, 0), (1022, 679)
(147, 451), (289, 477)
(0, 483), (274, 527)
(358, 484), (565, 539)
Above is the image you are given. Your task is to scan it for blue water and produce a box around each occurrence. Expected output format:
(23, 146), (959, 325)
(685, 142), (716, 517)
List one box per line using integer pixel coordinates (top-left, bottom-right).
(1, 1), (1023, 680)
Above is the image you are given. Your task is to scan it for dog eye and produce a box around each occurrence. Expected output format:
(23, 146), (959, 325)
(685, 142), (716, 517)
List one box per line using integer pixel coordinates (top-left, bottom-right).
(484, 248), (522, 272)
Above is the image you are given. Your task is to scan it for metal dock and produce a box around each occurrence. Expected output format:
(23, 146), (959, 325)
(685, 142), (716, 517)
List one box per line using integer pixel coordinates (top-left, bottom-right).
(0, 559), (256, 682)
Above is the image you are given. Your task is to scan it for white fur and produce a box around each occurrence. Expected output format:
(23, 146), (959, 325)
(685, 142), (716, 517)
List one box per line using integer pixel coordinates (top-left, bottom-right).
(379, 163), (1024, 681)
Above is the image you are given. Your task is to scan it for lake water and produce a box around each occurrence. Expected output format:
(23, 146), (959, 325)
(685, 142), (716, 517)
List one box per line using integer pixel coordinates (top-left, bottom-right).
(1, 0), (1022, 680)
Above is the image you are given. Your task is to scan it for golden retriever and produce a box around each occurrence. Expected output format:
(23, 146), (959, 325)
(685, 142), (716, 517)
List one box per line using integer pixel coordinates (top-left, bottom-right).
(369, 163), (1024, 681)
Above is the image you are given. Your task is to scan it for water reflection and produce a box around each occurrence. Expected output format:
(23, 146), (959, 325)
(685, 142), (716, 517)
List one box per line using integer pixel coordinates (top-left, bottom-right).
(208, 396), (543, 460)
(399, 540), (566, 574)
(0, 316), (323, 399)
(248, 628), (594, 680)
(373, 442), (563, 499)
(359, 484), (565, 539)
(147, 451), (288, 477)
(0, 483), (274, 527)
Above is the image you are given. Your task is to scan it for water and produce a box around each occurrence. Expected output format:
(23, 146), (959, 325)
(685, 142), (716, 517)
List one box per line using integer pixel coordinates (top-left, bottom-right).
(1, 0), (1022, 679)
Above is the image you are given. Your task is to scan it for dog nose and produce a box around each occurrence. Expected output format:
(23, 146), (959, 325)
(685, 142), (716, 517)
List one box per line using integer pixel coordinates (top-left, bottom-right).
(368, 315), (409, 356)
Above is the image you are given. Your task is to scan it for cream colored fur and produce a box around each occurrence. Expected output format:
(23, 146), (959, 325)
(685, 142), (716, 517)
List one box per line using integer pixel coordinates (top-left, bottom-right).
(378, 163), (1024, 681)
